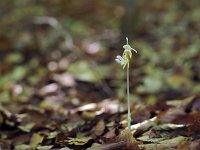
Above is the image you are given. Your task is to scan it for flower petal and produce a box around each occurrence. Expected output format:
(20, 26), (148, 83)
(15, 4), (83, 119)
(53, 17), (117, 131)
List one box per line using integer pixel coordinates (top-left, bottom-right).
(115, 58), (121, 64)
(116, 55), (123, 61)
(131, 48), (137, 53)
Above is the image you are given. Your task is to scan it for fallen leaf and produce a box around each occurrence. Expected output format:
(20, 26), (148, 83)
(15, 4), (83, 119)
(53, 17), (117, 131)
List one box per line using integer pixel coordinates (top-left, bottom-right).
(152, 123), (186, 131)
(0, 140), (11, 150)
(18, 123), (35, 132)
(14, 144), (31, 150)
(47, 131), (58, 139)
(60, 148), (73, 150)
(86, 141), (127, 150)
(177, 139), (200, 150)
(36, 145), (53, 150)
(137, 135), (165, 143)
(92, 119), (105, 136)
(103, 129), (116, 139)
(30, 133), (44, 148)
(129, 117), (157, 136)
(141, 136), (186, 150)
(65, 136), (92, 146)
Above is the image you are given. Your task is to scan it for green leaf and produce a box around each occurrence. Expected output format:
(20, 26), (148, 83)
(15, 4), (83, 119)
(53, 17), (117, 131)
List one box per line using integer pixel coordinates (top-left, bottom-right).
(47, 131), (58, 139)
(18, 123), (35, 132)
(11, 66), (26, 81)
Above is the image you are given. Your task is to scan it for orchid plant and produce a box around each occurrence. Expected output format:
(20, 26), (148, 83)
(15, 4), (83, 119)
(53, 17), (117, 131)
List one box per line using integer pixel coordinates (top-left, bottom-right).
(115, 37), (137, 130)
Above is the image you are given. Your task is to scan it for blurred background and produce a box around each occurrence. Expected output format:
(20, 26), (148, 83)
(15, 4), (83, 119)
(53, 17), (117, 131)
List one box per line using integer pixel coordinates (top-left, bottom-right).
(0, 0), (200, 107)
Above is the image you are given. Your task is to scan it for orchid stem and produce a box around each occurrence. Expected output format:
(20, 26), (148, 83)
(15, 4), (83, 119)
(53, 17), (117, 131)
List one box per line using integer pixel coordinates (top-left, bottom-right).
(127, 64), (131, 131)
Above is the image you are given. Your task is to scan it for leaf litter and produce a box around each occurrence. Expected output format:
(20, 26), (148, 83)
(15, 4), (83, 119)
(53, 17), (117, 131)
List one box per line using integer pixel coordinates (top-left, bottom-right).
(1, 94), (200, 149)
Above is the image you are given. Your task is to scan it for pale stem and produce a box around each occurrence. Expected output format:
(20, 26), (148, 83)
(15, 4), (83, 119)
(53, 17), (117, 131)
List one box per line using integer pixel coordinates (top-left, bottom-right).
(126, 37), (128, 44)
(127, 65), (131, 130)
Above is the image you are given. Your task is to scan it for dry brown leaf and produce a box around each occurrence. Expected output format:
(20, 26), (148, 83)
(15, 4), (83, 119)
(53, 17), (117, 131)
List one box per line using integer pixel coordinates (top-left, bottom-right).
(92, 119), (105, 136)
(103, 129), (116, 139)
